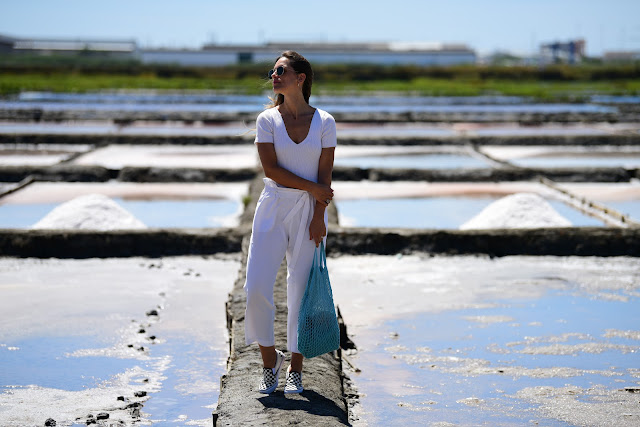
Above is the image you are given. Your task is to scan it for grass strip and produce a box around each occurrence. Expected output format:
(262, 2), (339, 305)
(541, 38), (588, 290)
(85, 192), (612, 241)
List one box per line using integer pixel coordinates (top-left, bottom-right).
(1, 73), (639, 101)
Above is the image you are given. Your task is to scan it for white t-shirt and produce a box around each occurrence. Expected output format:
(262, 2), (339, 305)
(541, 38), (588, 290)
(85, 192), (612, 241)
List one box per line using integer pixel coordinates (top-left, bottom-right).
(254, 107), (337, 184)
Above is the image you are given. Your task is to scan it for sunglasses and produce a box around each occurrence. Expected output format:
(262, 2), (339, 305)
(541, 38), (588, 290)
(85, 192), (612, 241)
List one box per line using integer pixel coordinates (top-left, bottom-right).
(268, 66), (286, 79)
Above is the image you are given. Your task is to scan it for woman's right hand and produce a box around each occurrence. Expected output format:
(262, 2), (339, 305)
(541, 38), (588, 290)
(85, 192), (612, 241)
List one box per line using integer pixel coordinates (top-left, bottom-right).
(311, 183), (334, 207)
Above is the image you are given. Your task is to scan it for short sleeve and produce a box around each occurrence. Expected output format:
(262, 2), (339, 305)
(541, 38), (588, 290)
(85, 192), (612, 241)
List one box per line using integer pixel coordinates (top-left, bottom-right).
(321, 113), (337, 148)
(255, 111), (274, 144)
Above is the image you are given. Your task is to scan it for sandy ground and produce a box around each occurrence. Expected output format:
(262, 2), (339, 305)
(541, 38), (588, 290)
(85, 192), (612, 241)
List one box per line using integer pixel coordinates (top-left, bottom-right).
(328, 254), (640, 426)
(0, 255), (240, 427)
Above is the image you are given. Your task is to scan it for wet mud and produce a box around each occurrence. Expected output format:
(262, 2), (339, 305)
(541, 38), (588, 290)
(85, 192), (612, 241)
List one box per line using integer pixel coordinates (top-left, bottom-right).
(0, 228), (244, 258)
(1, 226), (639, 259)
(1, 108), (636, 124)
(1, 164), (636, 185)
(2, 130), (640, 147)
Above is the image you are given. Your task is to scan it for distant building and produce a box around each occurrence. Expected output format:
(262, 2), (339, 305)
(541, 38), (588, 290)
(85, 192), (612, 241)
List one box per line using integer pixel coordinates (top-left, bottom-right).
(0, 33), (137, 58)
(603, 51), (640, 62)
(0, 34), (16, 53)
(1, 34), (476, 66)
(141, 42), (477, 67)
(539, 39), (586, 64)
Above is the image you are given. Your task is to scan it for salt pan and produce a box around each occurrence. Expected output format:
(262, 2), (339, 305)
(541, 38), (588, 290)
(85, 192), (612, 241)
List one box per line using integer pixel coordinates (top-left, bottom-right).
(32, 194), (146, 230)
(460, 193), (571, 230)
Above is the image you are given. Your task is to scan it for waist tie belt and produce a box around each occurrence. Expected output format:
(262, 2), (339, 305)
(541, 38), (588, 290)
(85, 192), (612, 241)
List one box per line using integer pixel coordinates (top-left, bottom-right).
(262, 178), (314, 270)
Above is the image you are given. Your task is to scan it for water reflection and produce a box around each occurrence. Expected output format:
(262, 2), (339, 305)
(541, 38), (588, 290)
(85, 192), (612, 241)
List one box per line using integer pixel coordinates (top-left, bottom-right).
(0, 198), (241, 229)
(1, 92), (617, 115)
(15, 92), (530, 105)
(350, 291), (639, 426)
(334, 153), (490, 170)
(511, 155), (640, 169)
(329, 255), (640, 426)
(336, 197), (603, 228)
(1, 336), (136, 391)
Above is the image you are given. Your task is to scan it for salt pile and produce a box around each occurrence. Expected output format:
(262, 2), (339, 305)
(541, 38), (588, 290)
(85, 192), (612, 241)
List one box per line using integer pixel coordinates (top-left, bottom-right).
(460, 193), (572, 230)
(32, 194), (147, 230)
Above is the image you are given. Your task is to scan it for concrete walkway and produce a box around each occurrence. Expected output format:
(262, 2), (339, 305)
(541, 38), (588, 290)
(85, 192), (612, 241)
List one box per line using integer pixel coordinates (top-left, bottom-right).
(214, 176), (351, 426)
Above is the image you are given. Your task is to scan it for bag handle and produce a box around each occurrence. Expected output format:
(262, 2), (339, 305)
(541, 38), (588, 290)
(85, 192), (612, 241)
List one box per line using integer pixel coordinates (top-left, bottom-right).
(318, 241), (327, 270)
(312, 241), (327, 271)
(321, 241), (327, 270)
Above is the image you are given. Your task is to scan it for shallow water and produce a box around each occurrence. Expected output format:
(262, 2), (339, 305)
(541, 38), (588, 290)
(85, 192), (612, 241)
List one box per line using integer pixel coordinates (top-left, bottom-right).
(11, 92), (531, 105)
(0, 256), (238, 426)
(591, 95), (640, 104)
(1, 92), (617, 115)
(115, 199), (241, 228)
(0, 198), (241, 229)
(1, 336), (137, 391)
(329, 255), (640, 426)
(596, 200), (640, 222)
(336, 197), (603, 228)
(71, 144), (258, 170)
(334, 153), (491, 170)
(351, 291), (639, 426)
(0, 100), (616, 115)
(142, 336), (224, 425)
(511, 154), (640, 169)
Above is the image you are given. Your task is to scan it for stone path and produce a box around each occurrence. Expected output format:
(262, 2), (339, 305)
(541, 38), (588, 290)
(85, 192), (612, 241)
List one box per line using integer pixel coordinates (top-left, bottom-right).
(214, 176), (350, 426)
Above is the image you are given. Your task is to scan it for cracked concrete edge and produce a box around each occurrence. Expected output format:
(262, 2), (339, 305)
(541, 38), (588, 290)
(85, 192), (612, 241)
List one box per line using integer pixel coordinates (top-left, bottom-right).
(0, 109), (636, 123)
(327, 227), (640, 257)
(0, 228), (245, 258)
(2, 165), (637, 184)
(2, 132), (640, 147)
(2, 226), (639, 259)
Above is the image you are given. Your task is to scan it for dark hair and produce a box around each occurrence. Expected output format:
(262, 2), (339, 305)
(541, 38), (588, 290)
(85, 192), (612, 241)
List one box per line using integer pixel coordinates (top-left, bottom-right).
(268, 50), (313, 108)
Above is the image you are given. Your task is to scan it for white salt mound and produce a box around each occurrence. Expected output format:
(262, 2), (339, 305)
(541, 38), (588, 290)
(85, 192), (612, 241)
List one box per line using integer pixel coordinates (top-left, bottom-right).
(460, 193), (572, 230)
(32, 194), (147, 230)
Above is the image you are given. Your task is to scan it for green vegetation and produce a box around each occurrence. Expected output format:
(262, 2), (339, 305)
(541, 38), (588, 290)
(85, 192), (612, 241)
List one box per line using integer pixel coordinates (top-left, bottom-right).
(319, 78), (640, 100)
(1, 54), (639, 100)
(0, 73), (266, 94)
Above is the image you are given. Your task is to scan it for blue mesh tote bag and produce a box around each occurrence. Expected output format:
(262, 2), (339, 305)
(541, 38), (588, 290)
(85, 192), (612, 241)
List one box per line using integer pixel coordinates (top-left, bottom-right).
(297, 241), (340, 359)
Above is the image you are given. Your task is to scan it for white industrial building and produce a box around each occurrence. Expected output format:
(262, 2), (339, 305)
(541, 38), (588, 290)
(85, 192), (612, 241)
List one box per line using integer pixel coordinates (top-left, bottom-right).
(1, 34), (137, 58)
(141, 42), (476, 67)
(2, 33), (476, 67)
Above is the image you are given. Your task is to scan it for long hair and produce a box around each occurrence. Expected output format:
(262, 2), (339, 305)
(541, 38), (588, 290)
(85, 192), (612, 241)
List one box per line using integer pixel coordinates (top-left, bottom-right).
(268, 50), (313, 108)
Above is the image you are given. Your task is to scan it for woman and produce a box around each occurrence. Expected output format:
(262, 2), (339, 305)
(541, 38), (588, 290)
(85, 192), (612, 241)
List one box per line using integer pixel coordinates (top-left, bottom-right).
(244, 51), (336, 394)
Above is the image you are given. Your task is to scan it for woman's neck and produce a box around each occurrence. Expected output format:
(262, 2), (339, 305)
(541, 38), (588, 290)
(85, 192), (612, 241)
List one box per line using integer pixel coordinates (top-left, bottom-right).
(279, 93), (311, 120)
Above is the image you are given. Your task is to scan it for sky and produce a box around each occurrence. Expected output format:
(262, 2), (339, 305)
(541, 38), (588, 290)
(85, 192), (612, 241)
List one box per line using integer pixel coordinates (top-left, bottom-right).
(2, 0), (640, 57)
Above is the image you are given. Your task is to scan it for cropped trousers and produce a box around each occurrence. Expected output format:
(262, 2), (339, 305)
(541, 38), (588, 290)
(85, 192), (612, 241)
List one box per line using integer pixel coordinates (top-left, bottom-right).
(244, 178), (328, 353)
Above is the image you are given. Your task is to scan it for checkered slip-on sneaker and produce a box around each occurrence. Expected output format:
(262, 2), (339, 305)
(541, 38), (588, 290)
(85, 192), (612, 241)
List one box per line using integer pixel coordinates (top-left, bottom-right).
(284, 369), (303, 394)
(258, 349), (285, 394)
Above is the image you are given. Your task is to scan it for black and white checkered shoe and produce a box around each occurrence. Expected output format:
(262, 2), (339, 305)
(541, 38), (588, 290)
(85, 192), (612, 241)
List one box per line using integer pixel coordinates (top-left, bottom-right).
(258, 349), (285, 394)
(284, 369), (303, 394)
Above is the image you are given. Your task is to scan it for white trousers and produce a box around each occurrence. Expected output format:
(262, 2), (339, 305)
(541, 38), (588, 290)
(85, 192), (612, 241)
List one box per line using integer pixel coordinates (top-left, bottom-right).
(244, 178), (328, 353)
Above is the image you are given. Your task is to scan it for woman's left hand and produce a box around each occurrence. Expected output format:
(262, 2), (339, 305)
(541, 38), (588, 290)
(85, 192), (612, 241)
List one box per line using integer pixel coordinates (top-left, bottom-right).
(309, 216), (326, 247)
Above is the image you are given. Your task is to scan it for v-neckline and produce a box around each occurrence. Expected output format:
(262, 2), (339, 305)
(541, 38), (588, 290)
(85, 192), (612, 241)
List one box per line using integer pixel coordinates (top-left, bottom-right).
(277, 108), (317, 145)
